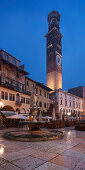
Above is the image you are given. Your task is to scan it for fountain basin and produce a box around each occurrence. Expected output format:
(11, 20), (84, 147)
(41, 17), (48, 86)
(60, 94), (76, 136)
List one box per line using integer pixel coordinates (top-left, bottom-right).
(4, 128), (63, 142)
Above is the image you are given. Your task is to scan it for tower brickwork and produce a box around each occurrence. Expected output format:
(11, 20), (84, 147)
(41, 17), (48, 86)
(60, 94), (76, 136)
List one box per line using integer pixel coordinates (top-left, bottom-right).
(45, 11), (63, 91)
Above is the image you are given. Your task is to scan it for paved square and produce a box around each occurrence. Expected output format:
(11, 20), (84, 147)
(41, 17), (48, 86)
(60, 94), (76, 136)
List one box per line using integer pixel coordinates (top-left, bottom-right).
(0, 127), (85, 169)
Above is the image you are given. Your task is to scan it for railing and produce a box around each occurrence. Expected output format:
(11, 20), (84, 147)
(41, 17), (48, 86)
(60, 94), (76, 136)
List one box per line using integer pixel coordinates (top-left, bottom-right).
(0, 75), (31, 95)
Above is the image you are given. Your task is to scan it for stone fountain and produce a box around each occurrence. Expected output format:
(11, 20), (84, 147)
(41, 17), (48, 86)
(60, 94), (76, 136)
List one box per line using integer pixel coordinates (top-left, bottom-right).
(4, 100), (63, 142)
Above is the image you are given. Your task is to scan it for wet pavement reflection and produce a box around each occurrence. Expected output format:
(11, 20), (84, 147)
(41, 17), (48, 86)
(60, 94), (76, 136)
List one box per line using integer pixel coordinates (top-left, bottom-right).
(0, 127), (85, 169)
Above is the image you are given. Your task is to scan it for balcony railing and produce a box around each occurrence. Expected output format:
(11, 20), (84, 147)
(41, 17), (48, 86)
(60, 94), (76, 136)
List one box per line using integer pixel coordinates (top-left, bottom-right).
(0, 75), (31, 95)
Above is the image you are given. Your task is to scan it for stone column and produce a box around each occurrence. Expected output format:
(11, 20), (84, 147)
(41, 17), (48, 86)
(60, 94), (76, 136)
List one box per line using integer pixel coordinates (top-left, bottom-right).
(52, 107), (56, 121)
(33, 109), (37, 122)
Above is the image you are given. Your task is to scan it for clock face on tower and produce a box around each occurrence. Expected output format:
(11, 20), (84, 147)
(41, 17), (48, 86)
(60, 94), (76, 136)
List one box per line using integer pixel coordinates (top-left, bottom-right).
(56, 55), (62, 66)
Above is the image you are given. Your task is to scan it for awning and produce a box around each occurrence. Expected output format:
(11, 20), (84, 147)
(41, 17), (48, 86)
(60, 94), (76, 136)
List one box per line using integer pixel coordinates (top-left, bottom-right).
(6, 114), (29, 120)
(1, 111), (16, 117)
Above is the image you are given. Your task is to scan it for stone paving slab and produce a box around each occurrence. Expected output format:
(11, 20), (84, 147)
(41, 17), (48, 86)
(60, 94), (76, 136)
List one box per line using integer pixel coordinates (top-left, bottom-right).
(0, 162), (20, 170)
(50, 155), (80, 169)
(62, 149), (85, 160)
(34, 162), (71, 170)
(12, 156), (46, 170)
(74, 156), (85, 170)
(0, 127), (85, 169)
(1, 150), (31, 161)
(31, 150), (58, 161)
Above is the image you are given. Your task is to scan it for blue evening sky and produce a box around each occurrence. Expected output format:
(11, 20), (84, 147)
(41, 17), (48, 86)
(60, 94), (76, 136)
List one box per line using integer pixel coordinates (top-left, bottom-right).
(0, 0), (85, 91)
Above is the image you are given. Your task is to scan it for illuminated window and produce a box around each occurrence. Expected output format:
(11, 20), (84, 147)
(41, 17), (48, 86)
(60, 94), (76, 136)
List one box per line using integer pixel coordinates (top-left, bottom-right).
(21, 97), (25, 104)
(9, 94), (15, 101)
(5, 92), (8, 100)
(26, 98), (29, 104)
(1, 91), (4, 99)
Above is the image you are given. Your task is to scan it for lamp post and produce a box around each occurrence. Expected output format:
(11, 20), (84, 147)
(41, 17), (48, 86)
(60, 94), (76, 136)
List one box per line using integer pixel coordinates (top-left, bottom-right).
(0, 101), (4, 130)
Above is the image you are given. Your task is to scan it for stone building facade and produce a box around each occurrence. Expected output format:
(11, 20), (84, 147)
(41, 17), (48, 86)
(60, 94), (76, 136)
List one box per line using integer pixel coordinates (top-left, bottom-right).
(0, 49), (30, 113)
(50, 89), (83, 119)
(68, 86), (85, 115)
(25, 77), (52, 113)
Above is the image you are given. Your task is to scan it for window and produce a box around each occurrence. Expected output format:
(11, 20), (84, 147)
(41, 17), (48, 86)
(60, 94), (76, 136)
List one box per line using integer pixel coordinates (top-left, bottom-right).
(39, 101), (42, 107)
(9, 93), (12, 101)
(36, 88), (38, 94)
(13, 59), (16, 65)
(27, 80), (29, 86)
(21, 97), (25, 104)
(33, 84), (35, 88)
(26, 98), (29, 104)
(12, 94), (15, 101)
(69, 101), (71, 107)
(22, 85), (24, 92)
(44, 103), (46, 108)
(44, 92), (46, 97)
(47, 93), (49, 98)
(5, 92), (8, 100)
(6, 55), (9, 61)
(16, 72), (19, 78)
(65, 99), (67, 106)
(1, 91), (4, 99)
(26, 91), (30, 95)
(76, 102), (78, 108)
(9, 93), (15, 101)
(11, 80), (13, 86)
(16, 82), (19, 90)
(73, 101), (75, 108)
(79, 103), (80, 109)
(60, 100), (62, 105)
(36, 101), (38, 106)
(40, 89), (41, 96)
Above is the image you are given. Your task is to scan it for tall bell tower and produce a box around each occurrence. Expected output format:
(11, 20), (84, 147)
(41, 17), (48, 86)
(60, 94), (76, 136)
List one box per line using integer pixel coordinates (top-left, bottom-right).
(45, 11), (63, 91)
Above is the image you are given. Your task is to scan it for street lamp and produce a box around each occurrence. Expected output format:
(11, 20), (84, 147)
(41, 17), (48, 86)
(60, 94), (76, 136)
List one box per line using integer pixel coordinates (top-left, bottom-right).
(67, 112), (71, 116)
(0, 101), (4, 129)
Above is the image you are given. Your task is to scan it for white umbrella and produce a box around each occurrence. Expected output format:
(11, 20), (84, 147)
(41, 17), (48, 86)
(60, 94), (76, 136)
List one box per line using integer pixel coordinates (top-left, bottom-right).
(6, 114), (29, 120)
(42, 116), (52, 119)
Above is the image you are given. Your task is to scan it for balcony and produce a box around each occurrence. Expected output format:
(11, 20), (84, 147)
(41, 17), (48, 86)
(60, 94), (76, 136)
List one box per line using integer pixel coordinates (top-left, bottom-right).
(0, 75), (31, 95)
